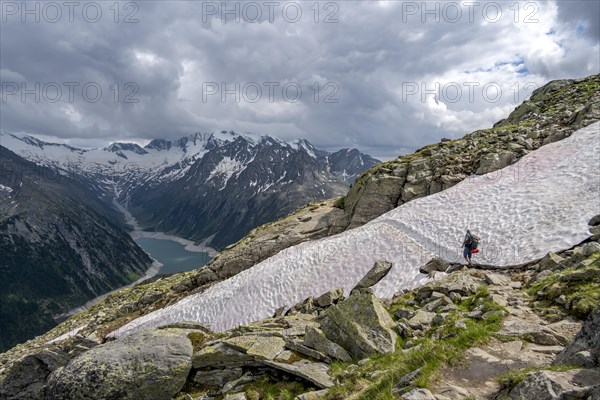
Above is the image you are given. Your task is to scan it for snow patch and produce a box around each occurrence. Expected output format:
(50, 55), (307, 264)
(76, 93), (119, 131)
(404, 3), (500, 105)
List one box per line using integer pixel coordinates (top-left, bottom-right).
(110, 122), (600, 338)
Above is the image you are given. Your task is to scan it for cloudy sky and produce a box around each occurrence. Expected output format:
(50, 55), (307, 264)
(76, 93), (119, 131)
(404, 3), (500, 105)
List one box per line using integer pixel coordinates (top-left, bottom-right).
(1, 1), (598, 159)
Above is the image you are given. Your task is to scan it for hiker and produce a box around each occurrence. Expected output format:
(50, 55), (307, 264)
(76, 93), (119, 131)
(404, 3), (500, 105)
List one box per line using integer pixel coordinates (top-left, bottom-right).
(462, 229), (480, 266)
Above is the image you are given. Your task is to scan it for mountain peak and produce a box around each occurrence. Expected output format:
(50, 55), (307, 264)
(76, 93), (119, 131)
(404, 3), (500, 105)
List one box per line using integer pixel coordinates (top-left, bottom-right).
(105, 142), (148, 155)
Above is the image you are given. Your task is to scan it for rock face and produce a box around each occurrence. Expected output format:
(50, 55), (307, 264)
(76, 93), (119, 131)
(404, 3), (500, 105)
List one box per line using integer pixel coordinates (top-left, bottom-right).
(0, 348), (69, 400)
(320, 290), (397, 359)
(44, 329), (193, 400)
(554, 305), (600, 367)
(351, 260), (393, 292)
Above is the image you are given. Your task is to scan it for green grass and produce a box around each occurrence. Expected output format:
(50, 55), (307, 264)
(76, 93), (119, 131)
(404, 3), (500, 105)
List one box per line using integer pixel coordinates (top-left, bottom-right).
(244, 375), (308, 400)
(527, 253), (600, 319)
(324, 288), (504, 400)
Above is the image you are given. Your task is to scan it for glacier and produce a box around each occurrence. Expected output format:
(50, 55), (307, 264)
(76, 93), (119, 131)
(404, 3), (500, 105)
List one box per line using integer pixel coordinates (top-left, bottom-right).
(110, 122), (600, 337)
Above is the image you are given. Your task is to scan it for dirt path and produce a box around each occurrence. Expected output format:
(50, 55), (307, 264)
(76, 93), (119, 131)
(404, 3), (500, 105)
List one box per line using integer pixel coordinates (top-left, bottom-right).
(430, 271), (582, 400)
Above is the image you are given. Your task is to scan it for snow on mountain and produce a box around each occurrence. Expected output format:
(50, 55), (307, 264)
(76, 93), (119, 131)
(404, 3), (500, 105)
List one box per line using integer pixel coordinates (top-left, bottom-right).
(110, 121), (600, 337)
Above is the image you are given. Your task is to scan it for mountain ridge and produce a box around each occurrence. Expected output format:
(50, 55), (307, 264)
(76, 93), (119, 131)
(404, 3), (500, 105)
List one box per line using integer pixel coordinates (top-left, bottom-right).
(1, 130), (380, 249)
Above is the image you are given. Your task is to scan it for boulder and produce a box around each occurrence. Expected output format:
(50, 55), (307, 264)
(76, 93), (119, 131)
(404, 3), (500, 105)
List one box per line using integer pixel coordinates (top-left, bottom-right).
(499, 320), (568, 346)
(303, 327), (352, 362)
(193, 343), (263, 369)
(225, 335), (286, 361)
(508, 369), (600, 400)
(475, 151), (515, 175)
(559, 267), (600, 283)
(314, 289), (344, 308)
(351, 261), (393, 293)
(555, 305), (600, 367)
(194, 368), (244, 387)
(285, 338), (332, 363)
(419, 258), (449, 274)
(44, 329), (193, 400)
(0, 348), (69, 400)
(394, 309), (415, 320)
(416, 272), (483, 297)
(581, 242), (600, 256)
(407, 311), (436, 330)
(320, 290), (397, 359)
(260, 359), (334, 389)
(589, 214), (600, 226)
(399, 388), (437, 400)
(538, 252), (564, 270)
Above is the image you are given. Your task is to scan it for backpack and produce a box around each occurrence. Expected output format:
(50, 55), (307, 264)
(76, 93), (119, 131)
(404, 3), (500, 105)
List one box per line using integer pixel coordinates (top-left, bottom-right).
(470, 236), (479, 250)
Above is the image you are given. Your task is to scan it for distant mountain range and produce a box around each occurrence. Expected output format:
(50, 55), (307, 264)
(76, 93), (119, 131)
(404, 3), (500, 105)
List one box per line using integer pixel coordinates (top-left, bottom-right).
(1, 131), (380, 249)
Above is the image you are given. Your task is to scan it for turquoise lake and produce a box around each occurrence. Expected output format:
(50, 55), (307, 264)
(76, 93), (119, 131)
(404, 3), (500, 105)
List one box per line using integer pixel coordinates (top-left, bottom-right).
(134, 237), (211, 275)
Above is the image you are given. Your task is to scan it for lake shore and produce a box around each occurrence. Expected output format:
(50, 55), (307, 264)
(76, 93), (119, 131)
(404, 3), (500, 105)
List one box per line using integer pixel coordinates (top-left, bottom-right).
(57, 199), (218, 322)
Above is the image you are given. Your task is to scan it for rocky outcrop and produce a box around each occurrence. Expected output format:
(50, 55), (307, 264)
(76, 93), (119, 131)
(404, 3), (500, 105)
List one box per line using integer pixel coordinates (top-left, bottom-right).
(351, 260), (393, 293)
(340, 74), (600, 230)
(507, 369), (600, 400)
(320, 290), (397, 359)
(0, 348), (70, 400)
(554, 305), (600, 368)
(419, 258), (450, 274)
(44, 329), (193, 400)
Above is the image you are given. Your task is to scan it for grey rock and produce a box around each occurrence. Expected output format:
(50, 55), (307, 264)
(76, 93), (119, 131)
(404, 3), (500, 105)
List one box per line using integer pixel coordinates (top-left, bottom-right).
(294, 389), (330, 400)
(419, 258), (449, 274)
(508, 369), (600, 400)
(589, 214), (600, 226)
(303, 327), (352, 362)
(261, 359), (334, 389)
(399, 388), (437, 400)
(222, 372), (258, 394)
(0, 348), (69, 400)
(559, 268), (600, 283)
(44, 329), (193, 400)
(395, 309), (415, 320)
(320, 290), (397, 359)
(475, 151), (516, 175)
(351, 261), (393, 293)
(555, 305), (600, 367)
(224, 393), (247, 400)
(193, 342), (263, 369)
(314, 288), (344, 308)
(538, 252), (564, 270)
(581, 242), (600, 257)
(194, 368), (244, 387)
(285, 338), (332, 364)
(396, 321), (413, 338)
(407, 311), (436, 330)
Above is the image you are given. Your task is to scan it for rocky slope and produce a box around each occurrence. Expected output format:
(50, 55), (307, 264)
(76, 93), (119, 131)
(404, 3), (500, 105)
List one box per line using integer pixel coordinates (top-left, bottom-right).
(1, 232), (599, 400)
(2, 131), (379, 250)
(1, 74), (598, 398)
(0, 147), (153, 352)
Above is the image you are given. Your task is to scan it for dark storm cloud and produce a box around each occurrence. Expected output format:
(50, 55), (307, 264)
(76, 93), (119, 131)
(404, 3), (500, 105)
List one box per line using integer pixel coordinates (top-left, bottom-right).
(1, 0), (598, 159)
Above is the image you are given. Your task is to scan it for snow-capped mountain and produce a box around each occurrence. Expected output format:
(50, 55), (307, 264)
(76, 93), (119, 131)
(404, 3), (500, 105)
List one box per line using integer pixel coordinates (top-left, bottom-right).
(0, 131), (380, 249)
(111, 121), (600, 337)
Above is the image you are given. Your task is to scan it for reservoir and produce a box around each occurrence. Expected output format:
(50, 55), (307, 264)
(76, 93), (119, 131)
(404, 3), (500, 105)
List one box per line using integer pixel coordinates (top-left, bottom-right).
(134, 236), (211, 274)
